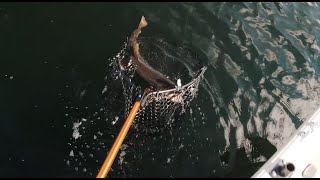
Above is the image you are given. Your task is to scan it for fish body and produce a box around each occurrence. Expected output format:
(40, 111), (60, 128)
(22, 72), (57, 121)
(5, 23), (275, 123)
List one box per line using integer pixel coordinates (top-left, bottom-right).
(125, 16), (176, 90)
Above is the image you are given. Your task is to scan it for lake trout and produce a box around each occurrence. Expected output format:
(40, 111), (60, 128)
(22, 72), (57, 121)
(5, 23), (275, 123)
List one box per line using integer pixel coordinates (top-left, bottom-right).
(122, 16), (176, 90)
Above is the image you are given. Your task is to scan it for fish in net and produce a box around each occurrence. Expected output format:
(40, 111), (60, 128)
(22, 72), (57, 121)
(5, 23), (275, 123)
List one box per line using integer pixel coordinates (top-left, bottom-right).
(112, 16), (207, 135)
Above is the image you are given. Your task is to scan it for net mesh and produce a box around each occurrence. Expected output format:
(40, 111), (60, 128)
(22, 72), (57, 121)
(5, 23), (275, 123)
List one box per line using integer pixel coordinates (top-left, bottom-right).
(111, 38), (206, 134)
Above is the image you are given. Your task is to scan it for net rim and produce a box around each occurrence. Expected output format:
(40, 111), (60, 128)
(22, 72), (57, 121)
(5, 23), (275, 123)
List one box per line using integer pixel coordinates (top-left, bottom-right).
(140, 66), (207, 107)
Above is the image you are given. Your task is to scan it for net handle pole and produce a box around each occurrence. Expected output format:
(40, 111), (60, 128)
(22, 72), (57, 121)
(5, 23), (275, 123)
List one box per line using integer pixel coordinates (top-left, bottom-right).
(96, 97), (141, 178)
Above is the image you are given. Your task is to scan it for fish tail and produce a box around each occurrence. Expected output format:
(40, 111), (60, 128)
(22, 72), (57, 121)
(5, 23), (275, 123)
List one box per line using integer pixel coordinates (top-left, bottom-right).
(138, 16), (148, 29)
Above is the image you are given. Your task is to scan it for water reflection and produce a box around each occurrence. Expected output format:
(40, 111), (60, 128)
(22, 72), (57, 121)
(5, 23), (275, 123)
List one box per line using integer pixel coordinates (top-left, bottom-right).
(64, 2), (320, 177)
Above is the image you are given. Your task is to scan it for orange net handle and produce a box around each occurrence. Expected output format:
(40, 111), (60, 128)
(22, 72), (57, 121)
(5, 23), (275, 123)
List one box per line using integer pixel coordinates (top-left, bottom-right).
(96, 100), (141, 178)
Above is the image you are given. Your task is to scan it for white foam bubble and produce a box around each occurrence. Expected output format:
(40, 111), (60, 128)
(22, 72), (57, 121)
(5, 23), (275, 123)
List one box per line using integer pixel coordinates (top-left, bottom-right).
(72, 122), (82, 140)
(69, 150), (74, 157)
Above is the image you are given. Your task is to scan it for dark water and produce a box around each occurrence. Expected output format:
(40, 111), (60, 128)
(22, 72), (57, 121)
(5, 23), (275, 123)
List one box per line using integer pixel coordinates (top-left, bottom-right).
(1, 2), (320, 178)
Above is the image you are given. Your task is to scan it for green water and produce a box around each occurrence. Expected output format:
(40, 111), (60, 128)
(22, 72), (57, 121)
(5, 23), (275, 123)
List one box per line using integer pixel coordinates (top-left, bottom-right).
(1, 2), (320, 178)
